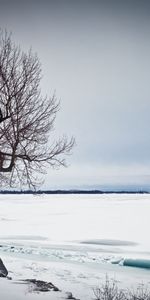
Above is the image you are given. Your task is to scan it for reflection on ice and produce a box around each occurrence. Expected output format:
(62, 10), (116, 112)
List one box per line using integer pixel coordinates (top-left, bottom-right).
(0, 235), (48, 241)
(80, 239), (138, 246)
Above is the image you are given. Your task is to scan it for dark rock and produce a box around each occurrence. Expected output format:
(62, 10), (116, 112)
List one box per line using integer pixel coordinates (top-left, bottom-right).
(66, 292), (80, 300)
(22, 279), (60, 293)
(0, 258), (8, 277)
(53, 286), (60, 291)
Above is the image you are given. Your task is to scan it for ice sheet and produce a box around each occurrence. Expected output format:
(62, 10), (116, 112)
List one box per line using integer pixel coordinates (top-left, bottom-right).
(0, 194), (150, 299)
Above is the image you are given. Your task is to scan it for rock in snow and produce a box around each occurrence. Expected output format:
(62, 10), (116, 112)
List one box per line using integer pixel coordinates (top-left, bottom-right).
(0, 258), (8, 277)
(22, 279), (60, 292)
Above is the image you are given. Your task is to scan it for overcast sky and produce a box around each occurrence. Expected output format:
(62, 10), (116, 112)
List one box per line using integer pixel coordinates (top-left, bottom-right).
(1, 0), (150, 189)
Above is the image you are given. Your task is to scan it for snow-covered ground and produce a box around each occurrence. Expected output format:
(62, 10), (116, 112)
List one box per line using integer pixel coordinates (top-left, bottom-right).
(0, 193), (150, 299)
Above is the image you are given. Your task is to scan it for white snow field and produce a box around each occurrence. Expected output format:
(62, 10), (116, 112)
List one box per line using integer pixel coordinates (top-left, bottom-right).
(0, 193), (150, 299)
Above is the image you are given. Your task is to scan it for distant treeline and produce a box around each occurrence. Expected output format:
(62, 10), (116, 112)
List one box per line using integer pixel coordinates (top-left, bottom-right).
(0, 190), (149, 194)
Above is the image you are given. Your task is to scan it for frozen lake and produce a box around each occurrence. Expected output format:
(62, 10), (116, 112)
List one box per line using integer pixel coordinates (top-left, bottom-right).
(0, 193), (150, 299)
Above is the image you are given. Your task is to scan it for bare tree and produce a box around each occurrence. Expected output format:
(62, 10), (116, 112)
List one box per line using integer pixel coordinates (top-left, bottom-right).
(0, 30), (75, 188)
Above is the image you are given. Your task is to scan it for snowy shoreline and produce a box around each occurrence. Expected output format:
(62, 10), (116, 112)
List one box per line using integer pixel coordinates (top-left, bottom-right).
(1, 252), (150, 300)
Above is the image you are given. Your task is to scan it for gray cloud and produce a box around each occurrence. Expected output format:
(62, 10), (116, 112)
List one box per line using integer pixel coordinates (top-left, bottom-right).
(0, 0), (150, 187)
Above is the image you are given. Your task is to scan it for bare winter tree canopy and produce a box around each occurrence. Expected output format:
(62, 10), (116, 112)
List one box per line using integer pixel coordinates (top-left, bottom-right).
(0, 30), (75, 188)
